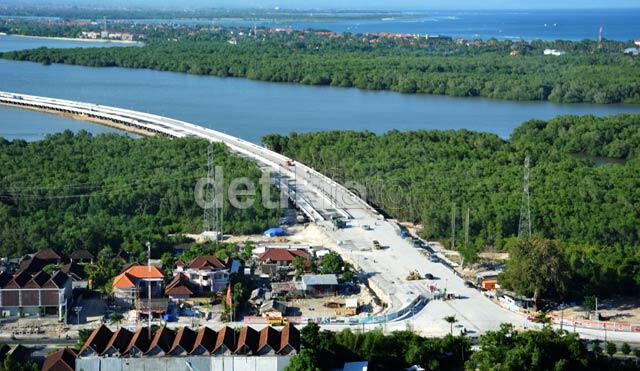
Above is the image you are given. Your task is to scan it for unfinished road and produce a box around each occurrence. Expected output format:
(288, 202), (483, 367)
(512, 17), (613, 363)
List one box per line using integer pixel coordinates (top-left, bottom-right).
(2, 91), (636, 342)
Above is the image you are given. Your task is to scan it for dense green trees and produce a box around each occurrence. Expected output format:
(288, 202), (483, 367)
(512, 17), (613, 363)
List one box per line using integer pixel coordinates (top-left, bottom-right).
(2, 22), (640, 104)
(263, 114), (640, 299)
(499, 236), (571, 304)
(290, 323), (470, 371)
(289, 323), (631, 371)
(0, 131), (279, 259)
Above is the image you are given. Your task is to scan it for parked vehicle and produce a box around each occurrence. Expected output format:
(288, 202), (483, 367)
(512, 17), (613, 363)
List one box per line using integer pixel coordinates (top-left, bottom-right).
(372, 240), (382, 250)
(424, 273), (435, 280)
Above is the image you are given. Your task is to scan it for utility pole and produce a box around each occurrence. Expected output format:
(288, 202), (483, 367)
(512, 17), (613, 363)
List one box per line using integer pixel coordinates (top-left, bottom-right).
(451, 203), (456, 250)
(204, 143), (223, 244)
(464, 207), (470, 246)
(146, 241), (151, 339)
(518, 156), (532, 240)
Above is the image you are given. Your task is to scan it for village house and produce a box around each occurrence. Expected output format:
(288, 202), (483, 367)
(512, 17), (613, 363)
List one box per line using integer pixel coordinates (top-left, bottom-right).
(112, 265), (165, 308)
(18, 249), (61, 273)
(174, 255), (230, 293)
(257, 248), (310, 280)
(300, 274), (339, 297)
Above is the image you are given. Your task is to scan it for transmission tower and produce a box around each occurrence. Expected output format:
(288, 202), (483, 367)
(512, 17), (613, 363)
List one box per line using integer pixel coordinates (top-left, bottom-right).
(518, 156), (532, 239)
(203, 143), (223, 243)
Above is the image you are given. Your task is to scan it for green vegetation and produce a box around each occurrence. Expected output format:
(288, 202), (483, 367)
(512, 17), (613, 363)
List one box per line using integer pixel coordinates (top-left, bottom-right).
(289, 322), (470, 371)
(2, 20), (640, 104)
(288, 323), (633, 371)
(263, 114), (640, 300)
(499, 236), (571, 304)
(0, 131), (279, 260)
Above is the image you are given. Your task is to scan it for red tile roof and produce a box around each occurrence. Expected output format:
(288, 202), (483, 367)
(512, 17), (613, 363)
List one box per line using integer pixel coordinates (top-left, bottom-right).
(214, 326), (237, 353)
(79, 325), (113, 356)
(42, 348), (76, 371)
(113, 265), (164, 289)
(170, 327), (197, 355)
(188, 255), (226, 270)
(191, 327), (217, 355)
(102, 328), (133, 355)
(259, 248), (310, 263)
(279, 324), (300, 354)
(146, 327), (175, 355)
(258, 326), (281, 353)
(235, 326), (259, 354)
(124, 327), (151, 356)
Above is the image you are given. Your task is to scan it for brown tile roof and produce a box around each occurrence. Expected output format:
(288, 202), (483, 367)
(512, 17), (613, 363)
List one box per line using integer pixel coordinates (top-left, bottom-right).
(124, 327), (151, 356)
(279, 324), (300, 354)
(79, 325), (113, 356)
(258, 326), (281, 353)
(165, 273), (195, 296)
(102, 328), (133, 355)
(69, 249), (94, 261)
(34, 248), (61, 261)
(188, 255), (226, 270)
(191, 327), (217, 355)
(259, 248), (309, 263)
(214, 326), (237, 353)
(146, 327), (175, 355)
(47, 271), (70, 288)
(27, 271), (51, 287)
(42, 348), (76, 371)
(61, 262), (85, 281)
(235, 326), (259, 354)
(8, 271), (32, 288)
(169, 327), (197, 355)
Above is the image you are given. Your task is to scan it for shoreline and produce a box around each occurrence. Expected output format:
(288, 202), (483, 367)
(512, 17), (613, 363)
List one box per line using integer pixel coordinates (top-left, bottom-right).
(4, 34), (144, 45)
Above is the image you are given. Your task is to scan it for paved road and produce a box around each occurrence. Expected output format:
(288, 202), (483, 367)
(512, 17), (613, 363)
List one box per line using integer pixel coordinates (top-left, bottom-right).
(1, 91), (638, 342)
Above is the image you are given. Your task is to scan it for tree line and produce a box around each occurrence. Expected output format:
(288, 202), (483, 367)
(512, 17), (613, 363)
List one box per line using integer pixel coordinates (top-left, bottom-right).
(0, 131), (280, 260)
(262, 114), (640, 299)
(287, 322), (639, 370)
(2, 20), (640, 104)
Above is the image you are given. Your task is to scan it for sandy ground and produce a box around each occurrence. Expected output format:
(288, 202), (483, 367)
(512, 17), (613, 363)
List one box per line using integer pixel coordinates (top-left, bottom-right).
(550, 297), (640, 324)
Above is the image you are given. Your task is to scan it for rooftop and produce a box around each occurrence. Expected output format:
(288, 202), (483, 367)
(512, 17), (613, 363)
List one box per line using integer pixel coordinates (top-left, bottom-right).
(301, 274), (338, 286)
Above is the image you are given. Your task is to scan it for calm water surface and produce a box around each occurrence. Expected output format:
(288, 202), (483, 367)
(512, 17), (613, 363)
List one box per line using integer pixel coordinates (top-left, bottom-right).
(0, 37), (638, 142)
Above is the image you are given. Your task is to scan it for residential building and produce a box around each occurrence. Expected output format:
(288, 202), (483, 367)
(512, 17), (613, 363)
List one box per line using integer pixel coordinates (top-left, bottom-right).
(60, 262), (87, 289)
(69, 249), (94, 264)
(300, 274), (339, 297)
(165, 273), (195, 300)
(259, 248), (309, 267)
(18, 249), (61, 273)
(0, 270), (71, 319)
(174, 256), (229, 293)
(112, 265), (165, 309)
(259, 299), (287, 317)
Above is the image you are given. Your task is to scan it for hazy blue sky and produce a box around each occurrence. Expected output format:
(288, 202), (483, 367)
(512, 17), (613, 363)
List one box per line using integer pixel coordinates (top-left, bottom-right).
(4, 0), (639, 10)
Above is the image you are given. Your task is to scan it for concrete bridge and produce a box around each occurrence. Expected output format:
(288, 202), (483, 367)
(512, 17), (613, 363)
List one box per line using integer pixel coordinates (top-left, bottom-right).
(5, 91), (637, 341)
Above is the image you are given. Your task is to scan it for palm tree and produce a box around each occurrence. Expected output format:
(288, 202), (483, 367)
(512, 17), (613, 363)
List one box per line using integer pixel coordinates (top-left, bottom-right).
(444, 315), (458, 335)
(109, 313), (124, 326)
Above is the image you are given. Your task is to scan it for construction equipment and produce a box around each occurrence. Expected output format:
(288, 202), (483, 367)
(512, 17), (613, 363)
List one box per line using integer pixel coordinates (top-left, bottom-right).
(372, 240), (381, 250)
(406, 270), (422, 281)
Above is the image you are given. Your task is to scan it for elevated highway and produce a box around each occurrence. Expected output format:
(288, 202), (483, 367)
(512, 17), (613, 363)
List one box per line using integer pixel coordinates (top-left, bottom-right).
(4, 91), (636, 341)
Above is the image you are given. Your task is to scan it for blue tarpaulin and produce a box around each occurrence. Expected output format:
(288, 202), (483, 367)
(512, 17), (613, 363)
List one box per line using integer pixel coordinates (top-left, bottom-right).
(264, 227), (287, 237)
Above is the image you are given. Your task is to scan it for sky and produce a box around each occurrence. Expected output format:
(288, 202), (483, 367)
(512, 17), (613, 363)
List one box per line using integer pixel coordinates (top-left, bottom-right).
(3, 0), (639, 10)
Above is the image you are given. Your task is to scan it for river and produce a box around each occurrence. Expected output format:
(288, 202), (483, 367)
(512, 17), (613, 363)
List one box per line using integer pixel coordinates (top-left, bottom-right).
(0, 36), (639, 142)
